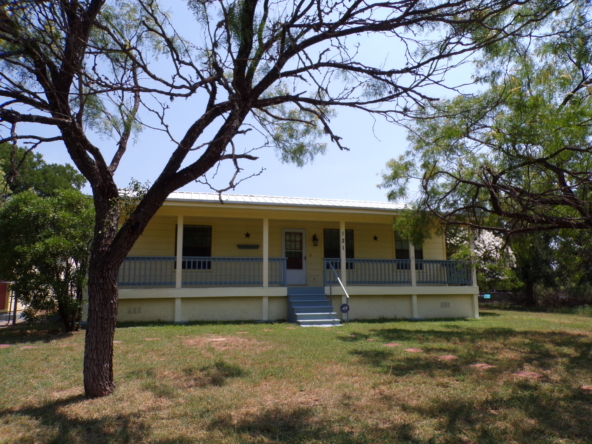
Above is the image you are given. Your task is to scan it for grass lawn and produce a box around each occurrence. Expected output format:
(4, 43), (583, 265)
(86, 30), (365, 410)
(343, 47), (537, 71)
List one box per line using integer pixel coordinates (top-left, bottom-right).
(1, 309), (592, 443)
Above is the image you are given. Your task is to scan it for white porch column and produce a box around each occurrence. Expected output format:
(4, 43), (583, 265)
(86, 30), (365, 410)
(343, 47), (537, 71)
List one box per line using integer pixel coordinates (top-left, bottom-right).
(469, 232), (480, 319)
(175, 215), (184, 289)
(339, 220), (347, 286)
(262, 296), (269, 321)
(174, 298), (182, 323)
(262, 217), (269, 288)
(469, 235), (478, 287)
(409, 240), (417, 287)
(411, 294), (419, 319)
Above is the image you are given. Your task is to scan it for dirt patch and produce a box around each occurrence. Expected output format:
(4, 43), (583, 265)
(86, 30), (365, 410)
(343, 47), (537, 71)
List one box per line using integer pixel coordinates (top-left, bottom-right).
(513, 371), (542, 379)
(51, 386), (84, 400)
(183, 335), (269, 352)
(161, 360), (248, 389)
(470, 363), (495, 370)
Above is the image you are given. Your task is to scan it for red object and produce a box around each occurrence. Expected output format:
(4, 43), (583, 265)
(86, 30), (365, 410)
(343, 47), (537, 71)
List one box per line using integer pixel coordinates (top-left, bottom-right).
(0, 283), (7, 311)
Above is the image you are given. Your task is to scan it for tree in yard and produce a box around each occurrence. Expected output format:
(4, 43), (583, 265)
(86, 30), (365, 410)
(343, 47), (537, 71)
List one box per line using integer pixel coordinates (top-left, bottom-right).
(381, 0), (592, 237)
(553, 230), (592, 298)
(0, 162), (9, 203)
(446, 227), (517, 292)
(0, 189), (94, 332)
(0, 0), (562, 397)
(510, 232), (557, 305)
(0, 143), (86, 196)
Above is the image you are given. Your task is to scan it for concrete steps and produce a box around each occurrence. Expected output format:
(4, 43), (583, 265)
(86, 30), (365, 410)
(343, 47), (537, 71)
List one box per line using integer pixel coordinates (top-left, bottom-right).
(287, 287), (341, 327)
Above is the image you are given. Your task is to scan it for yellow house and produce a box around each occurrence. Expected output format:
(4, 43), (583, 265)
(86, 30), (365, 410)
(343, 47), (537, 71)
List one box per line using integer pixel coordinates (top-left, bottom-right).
(116, 192), (479, 325)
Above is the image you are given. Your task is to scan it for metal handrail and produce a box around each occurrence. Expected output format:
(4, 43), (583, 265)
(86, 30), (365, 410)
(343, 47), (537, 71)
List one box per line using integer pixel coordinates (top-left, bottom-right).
(330, 262), (349, 299)
(327, 262), (350, 323)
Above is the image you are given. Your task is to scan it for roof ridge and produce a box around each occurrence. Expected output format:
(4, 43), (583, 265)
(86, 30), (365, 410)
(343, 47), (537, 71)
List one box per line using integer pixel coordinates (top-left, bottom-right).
(168, 191), (399, 205)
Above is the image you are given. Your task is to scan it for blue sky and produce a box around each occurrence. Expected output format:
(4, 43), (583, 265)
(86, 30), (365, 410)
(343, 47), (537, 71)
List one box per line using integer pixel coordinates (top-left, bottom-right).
(30, 1), (475, 204)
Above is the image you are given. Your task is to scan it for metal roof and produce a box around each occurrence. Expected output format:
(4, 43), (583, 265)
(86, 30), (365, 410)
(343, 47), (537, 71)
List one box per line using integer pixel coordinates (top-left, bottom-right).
(166, 192), (406, 212)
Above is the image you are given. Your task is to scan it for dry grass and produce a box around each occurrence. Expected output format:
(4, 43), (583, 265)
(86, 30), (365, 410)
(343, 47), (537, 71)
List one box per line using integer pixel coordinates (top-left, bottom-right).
(1, 309), (592, 443)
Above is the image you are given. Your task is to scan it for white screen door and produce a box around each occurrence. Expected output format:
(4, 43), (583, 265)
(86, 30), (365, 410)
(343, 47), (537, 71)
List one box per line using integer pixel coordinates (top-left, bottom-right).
(282, 229), (306, 285)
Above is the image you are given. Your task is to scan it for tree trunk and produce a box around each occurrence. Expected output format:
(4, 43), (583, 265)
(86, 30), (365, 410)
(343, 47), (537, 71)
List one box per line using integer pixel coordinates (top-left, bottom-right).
(58, 300), (73, 333)
(524, 281), (537, 306)
(83, 254), (119, 397)
(83, 191), (122, 398)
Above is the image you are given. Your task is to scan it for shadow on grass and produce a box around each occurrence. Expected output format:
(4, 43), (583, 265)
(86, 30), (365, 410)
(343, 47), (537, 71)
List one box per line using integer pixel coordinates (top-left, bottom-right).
(0, 323), (79, 345)
(125, 359), (248, 396)
(0, 395), (154, 444)
(209, 405), (424, 443)
(478, 311), (502, 317)
(400, 385), (592, 443)
(344, 327), (592, 378)
(182, 359), (247, 388)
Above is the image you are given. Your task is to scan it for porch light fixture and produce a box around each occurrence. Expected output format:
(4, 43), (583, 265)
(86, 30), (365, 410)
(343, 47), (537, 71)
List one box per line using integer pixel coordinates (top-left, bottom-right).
(312, 234), (319, 246)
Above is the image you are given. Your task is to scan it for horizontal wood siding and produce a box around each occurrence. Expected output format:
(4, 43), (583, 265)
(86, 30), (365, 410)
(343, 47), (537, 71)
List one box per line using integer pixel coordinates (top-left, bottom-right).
(128, 216), (176, 256)
(126, 210), (447, 286)
(423, 234), (446, 260)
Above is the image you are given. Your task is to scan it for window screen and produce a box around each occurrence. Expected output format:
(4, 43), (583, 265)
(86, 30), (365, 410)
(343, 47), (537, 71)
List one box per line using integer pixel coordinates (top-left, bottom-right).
(324, 229), (354, 269)
(394, 231), (423, 259)
(175, 225), (212, 269)
(395, 231), (423, 269)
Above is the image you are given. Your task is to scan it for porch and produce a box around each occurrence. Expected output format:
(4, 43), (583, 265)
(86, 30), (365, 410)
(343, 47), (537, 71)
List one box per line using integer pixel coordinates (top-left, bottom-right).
(117, 256), (474, 288)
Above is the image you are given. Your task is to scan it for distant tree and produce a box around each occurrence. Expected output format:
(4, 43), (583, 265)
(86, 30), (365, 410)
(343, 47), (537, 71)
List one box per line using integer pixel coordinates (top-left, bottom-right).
(0, 144), (86, 196)
(511, 233), (557, 306)
(446, 227), (517, 292)
(381, 1), (592, 236)
(0, 190), (94, 332)
(0, 0), (562, 397)
(553, 230), (592, 299)
(0, 161), (9, 204)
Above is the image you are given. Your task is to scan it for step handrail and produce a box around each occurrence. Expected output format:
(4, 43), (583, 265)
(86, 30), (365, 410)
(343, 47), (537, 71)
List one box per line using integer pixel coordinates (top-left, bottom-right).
(328, 261), (350, 306)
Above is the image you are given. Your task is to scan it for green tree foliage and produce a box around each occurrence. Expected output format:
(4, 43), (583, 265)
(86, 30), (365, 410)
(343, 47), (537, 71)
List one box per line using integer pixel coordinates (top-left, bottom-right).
(0, 144), (86, 196)
(446, 227), (518, 292)
(381, 1), (592, 236)
(510, 233), (557, 305)
(0, 162), (9, 204)
(0, 190), (94, 332)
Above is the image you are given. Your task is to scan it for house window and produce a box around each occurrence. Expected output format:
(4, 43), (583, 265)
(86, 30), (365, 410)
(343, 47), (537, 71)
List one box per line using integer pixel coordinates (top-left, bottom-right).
(395, 231), (423, 269)
(175, 225), (212, 269)
(324, 228), (354, 269)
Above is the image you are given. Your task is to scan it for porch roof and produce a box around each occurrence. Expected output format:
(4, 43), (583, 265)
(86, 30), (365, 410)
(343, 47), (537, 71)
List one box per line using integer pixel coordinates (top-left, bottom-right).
(165, 192), (406, 213)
